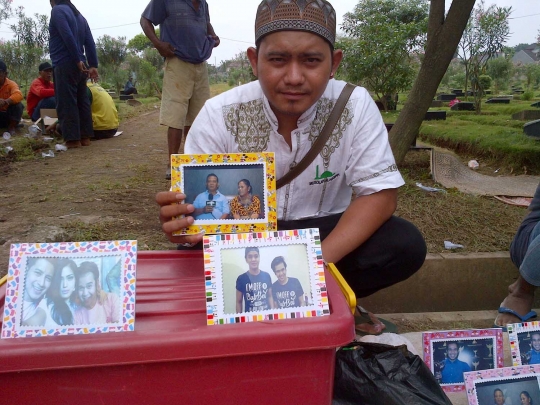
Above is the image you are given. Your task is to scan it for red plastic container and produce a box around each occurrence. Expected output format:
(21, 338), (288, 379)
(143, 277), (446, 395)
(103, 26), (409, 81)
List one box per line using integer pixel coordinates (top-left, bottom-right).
(0, 251), (354, 404)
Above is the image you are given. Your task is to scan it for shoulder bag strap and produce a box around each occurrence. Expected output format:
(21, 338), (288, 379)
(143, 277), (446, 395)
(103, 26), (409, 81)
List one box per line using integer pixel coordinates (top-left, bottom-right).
(276, 83), (356, 189)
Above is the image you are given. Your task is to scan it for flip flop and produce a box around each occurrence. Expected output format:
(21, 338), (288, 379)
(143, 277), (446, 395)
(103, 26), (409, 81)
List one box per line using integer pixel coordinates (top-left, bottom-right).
(493, 307), (537, 332)
(355, 305), (398, 336)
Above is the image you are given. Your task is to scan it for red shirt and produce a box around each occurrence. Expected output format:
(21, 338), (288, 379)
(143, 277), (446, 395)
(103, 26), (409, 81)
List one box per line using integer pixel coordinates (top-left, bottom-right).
(26, 77), (55, 117)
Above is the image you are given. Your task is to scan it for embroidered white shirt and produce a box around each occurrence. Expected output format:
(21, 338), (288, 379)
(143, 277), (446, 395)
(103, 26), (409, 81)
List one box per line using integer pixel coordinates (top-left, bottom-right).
(186, 79), (404, 221)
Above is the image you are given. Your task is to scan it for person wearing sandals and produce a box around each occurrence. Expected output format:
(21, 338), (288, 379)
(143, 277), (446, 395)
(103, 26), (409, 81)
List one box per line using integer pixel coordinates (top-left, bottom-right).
(156, 0), (427, 335)
(494, 182), (540, 330)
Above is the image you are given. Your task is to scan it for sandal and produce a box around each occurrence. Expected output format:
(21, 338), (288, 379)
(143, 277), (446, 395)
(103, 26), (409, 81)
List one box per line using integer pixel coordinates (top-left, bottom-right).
(355, 305), (398, 336)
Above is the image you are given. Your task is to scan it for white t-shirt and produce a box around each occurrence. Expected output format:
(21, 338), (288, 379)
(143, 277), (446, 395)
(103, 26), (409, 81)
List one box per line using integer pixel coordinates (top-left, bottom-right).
(186, 79), (404, 221)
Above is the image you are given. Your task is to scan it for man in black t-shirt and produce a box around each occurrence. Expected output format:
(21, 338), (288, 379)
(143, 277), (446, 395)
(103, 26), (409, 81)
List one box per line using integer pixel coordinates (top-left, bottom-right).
(235, 247), (274, 313)
(271, 256), (306, 309)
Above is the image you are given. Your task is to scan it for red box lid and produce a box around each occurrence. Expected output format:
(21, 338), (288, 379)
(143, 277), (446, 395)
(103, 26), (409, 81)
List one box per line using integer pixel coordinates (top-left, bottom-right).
(0, 250), (354, 374)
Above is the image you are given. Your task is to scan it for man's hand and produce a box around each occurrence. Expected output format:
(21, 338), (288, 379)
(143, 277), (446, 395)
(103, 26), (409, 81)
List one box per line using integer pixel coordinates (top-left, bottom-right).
(204, 205), (214, 214)
(77, 61), (88, 73)
(0, 99), (8, 108)
(88, 67), (99, 82)
(155, 40), (175, 58)
(210, 35), (220, 48)
(156, 192), (204, 245)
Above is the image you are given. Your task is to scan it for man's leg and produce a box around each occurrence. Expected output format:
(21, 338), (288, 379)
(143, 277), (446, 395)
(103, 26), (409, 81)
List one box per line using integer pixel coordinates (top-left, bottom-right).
(54, 62), (81, 143)
(6, 102), (23, 133)
(31, 97), (56, 122)
(161, 57), (193, 179)
(77, 73), (93, 145)
(495, 221), (540, 326)
(278, 214), (426, 298)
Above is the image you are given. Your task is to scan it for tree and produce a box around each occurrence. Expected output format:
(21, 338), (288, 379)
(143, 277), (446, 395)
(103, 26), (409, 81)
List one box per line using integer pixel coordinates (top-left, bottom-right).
(226, 51), (255, 87)
(96, 35), (129, 95)
(487, 56), (512, 93)
(457, 1), (511, 112)
(339, 0), (429, 111)
(388, 0), (475, 164)
(9, 6), (49, 55)
(127, 30), (160, 54)
(0, 0), (12, 24)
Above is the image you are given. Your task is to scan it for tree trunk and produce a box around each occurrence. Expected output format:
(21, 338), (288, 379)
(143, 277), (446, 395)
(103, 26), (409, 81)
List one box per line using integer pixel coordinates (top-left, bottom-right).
(389, 0), (476, 165)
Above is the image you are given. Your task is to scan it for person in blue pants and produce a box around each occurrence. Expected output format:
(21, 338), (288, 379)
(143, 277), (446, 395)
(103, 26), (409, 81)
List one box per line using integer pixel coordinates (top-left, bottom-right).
(495, 182), (540, 329)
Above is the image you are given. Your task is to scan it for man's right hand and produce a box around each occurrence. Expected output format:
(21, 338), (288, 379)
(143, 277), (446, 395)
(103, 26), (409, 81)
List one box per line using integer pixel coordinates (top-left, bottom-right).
(156, 192), (204, 245)
(204, 205), (214, 214)
(155, 41), (175, 58)
(0, 99), (8, 108)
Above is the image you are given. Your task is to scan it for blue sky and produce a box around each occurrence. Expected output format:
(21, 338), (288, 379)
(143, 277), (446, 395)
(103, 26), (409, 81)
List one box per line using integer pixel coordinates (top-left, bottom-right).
(0, 0), (538, 65)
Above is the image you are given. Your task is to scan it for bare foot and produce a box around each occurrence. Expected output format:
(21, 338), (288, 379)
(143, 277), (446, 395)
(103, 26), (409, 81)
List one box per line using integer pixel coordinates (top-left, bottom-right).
(494, 276), (535, 327)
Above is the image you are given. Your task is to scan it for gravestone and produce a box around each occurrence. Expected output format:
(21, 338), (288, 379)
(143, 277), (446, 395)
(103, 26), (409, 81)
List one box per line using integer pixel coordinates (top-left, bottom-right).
(524, 119), (540, 139)
(437, 94), (456, 101)
(451, 102), (475, 111)
(486, 98), (511, 104)
(513, 90), (525, 94)
(532, 101), (540, 108)
(119, 94), (134, 101)
(424, 111), (447, 121)
(485, 90), (491, 95)
(451, 89), (465, 97)
(431, 100), (443, 108)
(511, 110), (540, 121)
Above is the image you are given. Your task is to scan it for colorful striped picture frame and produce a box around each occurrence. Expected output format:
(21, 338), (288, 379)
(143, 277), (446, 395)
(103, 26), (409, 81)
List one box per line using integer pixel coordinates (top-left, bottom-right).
(2, 241), (137, 338)
(508, 321), (540, 366)
(203, 228), (329, 325)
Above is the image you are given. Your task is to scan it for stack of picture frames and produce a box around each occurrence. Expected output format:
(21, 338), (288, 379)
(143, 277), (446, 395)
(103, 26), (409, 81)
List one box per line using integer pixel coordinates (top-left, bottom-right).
(424, 323), (540, 405)
(171, 153), (330, 325)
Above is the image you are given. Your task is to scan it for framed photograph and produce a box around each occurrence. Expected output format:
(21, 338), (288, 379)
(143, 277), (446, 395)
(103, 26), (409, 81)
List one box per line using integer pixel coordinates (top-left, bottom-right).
(203, 228), (329, 325)
(508, 322), (540, 366)
(171, 153), (277, 235)
(464, 365), (540, 405)
(1, 241), (137, 338)
(423, 329), (504, 392)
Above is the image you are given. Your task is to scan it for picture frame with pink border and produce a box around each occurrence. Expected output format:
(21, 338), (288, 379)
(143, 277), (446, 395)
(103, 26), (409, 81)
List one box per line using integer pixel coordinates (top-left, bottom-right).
(508, 321), (540, 366)
(423, 329), (504, 392)
(464, 365), (540, 405)
(2, 241), (137, 338)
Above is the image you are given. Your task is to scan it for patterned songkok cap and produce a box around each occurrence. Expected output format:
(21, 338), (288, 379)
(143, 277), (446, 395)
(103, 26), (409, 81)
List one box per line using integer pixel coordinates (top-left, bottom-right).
(255, 0), (337, 47)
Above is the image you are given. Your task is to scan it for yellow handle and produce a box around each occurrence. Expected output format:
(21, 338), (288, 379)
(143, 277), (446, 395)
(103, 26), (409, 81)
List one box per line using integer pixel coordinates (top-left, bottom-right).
(326, 263), (356, 315)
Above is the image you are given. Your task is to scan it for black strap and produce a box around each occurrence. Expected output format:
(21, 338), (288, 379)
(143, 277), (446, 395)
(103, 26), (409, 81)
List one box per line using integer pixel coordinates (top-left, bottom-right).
(276, 83), (356, 189)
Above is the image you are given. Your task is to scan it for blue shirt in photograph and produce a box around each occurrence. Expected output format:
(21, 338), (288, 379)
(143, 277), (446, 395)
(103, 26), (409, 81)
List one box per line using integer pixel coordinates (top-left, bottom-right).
(236, 271), (272, 312)
(193, 190), (230, 220)
(272, 277), (304, 308)
(141, 0), (215, 64)
(441, 358), (471, 384)
(527, 350), (540, 364)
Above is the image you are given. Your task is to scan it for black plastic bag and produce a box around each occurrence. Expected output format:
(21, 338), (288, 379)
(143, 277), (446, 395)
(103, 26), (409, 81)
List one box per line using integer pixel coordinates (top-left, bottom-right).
(333, 341), (452, 405)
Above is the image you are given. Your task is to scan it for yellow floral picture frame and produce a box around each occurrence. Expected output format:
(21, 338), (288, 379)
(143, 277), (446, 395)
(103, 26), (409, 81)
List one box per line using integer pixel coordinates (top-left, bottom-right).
(171, 153), (277, 235)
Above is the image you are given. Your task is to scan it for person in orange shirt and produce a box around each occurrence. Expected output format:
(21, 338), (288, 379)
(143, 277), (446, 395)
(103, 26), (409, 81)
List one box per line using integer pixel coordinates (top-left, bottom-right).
(0, 60), (24, 135)
(27, 62), (56, 122)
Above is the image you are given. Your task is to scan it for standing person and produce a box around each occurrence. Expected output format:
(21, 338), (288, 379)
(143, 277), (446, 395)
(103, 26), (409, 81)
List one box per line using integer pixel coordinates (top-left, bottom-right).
(74, 261), (121, 324)
(49, 0), (98, 149)
(271, 256), (306, 309)
(27, 62), (56, 122)
(156, 0), (426, 334)
(140, 0), (220, 180)
(236, 247), (274, 313)
(0, 60), (24, 136)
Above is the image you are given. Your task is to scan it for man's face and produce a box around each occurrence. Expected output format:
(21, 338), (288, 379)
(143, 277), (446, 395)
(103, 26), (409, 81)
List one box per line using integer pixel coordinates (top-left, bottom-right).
(25, 258), (54, 301)
(494, 390), (505, 405)
(78, 271), (98, 309)
(206, 176), (218, 193)
(245, 250), (260, 271)
(39, 69), (53, 82)
(532, 333), (540, 352)
(447, 343), (459, 361)
(0, 70), (6, 87)
(273, 262), (287, 284)
(247, 31), (343, 122)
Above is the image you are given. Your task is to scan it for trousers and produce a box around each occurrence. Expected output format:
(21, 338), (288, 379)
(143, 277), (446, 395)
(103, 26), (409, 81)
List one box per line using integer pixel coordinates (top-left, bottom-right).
(53, 62), (93, 141)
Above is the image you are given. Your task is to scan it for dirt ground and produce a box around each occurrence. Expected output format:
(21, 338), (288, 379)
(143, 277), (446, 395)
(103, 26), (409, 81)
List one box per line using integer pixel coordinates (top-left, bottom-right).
(0, 107), (531, 279)
(0, 109), (172, 278)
